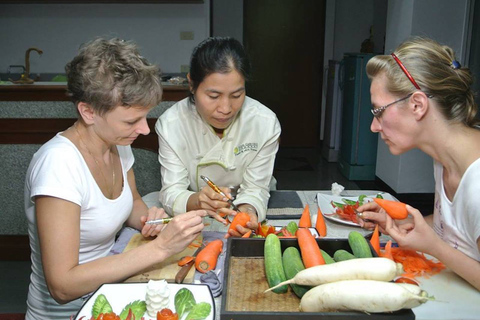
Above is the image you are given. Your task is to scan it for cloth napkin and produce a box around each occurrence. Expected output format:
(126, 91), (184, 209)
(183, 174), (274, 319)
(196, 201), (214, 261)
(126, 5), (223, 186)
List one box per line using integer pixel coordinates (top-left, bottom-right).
(200, 270), (222, 297)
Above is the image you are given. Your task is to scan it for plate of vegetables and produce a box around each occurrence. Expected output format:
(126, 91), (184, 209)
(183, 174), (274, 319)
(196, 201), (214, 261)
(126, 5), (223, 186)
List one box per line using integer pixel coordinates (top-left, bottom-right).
(317, 193), (396, 227)
(74, 282), (214, 320)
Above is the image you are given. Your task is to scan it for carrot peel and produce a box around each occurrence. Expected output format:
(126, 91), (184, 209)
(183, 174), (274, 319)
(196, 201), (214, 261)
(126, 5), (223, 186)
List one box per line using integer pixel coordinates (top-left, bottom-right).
(178, 255), (195, 267)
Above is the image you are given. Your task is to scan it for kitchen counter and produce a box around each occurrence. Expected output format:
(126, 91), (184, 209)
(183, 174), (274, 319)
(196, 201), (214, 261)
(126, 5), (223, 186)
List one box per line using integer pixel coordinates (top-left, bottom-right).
(0, 81), (189, 102)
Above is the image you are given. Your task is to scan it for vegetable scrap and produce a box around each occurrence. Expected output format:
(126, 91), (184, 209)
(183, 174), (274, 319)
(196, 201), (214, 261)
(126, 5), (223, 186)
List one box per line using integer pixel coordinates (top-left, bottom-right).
(390, 247), (445, 279)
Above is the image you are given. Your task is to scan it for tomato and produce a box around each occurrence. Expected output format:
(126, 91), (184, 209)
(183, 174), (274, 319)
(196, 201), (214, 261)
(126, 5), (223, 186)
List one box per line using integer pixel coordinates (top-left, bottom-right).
(93, 313), (120, 320)
(157, 308), (179, 320)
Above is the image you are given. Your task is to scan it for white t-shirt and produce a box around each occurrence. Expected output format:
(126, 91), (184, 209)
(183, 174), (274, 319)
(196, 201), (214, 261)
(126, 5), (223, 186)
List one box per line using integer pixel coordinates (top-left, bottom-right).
(433, 159), (480, 261)
(24, 133), (134, 320)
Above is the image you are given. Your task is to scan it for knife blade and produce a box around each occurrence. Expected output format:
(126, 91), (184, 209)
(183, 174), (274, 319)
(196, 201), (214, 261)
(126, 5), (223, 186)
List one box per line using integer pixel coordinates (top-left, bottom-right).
(174, 244), (204, 284)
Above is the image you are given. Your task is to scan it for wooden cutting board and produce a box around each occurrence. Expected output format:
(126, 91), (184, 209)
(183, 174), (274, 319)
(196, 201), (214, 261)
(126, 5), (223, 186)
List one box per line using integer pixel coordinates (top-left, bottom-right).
(123, 233), (203, 284)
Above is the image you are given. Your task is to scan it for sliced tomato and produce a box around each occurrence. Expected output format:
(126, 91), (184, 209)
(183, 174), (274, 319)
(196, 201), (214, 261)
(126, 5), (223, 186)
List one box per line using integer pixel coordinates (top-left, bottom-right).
(157, 308), (179, 320)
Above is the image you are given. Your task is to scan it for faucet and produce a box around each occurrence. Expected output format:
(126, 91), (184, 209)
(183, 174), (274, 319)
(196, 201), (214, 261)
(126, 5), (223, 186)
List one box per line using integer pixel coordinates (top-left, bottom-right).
(9, 47), (43, 84)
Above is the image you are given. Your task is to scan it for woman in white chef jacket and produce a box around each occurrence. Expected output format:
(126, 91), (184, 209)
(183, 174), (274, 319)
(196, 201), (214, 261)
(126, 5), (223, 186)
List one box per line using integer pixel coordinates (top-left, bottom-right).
(155, 37), (281, 237)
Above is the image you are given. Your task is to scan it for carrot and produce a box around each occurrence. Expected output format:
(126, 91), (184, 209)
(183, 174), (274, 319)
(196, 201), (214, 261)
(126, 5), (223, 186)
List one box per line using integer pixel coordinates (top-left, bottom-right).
(242, 230), (252, 238)
(296, 227), (325, 268)
(195, 239), (223, 273)
(390, 247), (445, 279)
(177, 255), (195, 267)
(299, 204), (312, 228)
(315, 207), (327, 237)
(373, 198), (408, 220)
(228, 212), (251, 232)
(369, 224), (380, 256)
(382, 240), (394, 261)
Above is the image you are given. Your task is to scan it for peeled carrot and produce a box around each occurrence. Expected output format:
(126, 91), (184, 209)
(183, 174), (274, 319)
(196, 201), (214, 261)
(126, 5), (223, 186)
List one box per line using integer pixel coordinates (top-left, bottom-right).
(382, 240), (394, 261)
(178, 255), (195, 267)
(228, 212), (251, 232)
(373, 198), (408, 220)
(299, 204), (312, 228)
(195, 239), (223, 273)
(315, 207), (327, 237)
(370, 224), (380, 256)
(297, 228), (325, 268)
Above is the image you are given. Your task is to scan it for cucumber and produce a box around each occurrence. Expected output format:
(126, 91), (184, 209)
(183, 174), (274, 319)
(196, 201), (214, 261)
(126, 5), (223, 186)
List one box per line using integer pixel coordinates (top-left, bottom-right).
(285, 221), (299, 236)
(282, 247), (311, 298)
(264, 234), (288, 293)
(333, 249), (356, 262)
(321, 249), (336, 264)
(348, 231), (373, 258)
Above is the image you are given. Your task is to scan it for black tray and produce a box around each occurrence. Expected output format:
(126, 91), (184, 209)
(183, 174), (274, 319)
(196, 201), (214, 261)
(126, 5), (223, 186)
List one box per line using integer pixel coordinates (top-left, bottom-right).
(220, 237), (415, 320)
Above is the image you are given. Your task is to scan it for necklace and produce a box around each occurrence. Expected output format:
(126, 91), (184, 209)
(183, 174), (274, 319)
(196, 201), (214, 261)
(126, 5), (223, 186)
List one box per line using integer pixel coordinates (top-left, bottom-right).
(74, 123), (115, 197)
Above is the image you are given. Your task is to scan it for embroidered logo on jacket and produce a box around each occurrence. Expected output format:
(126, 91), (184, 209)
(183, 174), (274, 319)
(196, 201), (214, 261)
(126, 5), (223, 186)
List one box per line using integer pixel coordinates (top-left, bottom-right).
(234, 143), (258, 156)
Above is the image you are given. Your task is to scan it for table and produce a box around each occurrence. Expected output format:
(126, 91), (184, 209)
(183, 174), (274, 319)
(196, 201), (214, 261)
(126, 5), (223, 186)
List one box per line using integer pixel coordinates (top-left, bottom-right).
(131, 190), (479, 320)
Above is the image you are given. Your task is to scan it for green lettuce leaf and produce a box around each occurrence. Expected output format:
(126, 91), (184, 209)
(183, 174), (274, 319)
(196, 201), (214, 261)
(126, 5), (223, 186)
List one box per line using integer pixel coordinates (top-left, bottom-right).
(91, 294), (113, 319)
(119, 300), (146, 320)
(185, 302), (211, 320)
(174, 287), (196, 318)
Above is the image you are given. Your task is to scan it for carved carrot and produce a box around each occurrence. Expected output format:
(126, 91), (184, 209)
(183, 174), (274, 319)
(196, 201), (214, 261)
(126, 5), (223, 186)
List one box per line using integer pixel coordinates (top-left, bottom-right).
(299, 204), (312, 228)
(370, 224), (380, 256)
(373, 198), (408, 220)
(228, 212), (251, 232)
(315, 207), (327, 237)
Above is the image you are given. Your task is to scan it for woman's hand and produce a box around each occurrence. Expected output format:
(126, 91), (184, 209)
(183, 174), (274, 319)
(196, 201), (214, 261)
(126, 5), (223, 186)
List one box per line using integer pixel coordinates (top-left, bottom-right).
(153, 210), (207, 257)
(193, 186), (235, 225)
(225, 206), (259, 238)
(356, 201), (389, 232)
(385, 205), (439, 254)
(140, 206), (170, 237)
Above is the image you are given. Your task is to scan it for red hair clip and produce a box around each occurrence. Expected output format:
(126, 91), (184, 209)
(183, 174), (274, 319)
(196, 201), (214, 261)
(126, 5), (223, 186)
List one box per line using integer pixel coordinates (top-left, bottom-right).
(391, 53), (421, 90)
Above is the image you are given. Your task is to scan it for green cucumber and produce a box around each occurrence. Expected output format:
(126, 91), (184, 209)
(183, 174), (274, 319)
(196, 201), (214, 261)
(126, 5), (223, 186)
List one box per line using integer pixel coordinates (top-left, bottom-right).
(264, 234), (288, 293)
(348, 231), (373, 258)
(285, 221), (299, 236)
(282, 247), (311, 298)
(333, 249), (356, 262)
(320, 249), (335, 264)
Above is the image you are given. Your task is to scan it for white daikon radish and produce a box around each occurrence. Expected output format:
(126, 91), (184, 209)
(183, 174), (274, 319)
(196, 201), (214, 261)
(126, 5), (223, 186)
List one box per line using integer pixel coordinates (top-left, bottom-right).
(265, 257), (402, 293)
(300, 280), (433, 312)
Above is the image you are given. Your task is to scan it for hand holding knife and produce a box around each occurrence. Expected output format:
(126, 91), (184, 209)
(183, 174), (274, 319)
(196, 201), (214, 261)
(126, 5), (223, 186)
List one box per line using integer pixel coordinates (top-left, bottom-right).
(200, 175), (240, 212)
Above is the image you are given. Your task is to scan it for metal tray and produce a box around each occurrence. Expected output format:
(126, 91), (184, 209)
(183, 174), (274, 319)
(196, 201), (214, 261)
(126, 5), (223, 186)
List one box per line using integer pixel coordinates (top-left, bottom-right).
(220, 237), (415, 320)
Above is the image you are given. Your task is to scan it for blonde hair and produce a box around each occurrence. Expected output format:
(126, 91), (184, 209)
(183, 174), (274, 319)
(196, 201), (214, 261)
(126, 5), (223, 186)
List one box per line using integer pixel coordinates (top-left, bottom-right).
(66, 38), (163, 115)
(366, 36), (478, 127)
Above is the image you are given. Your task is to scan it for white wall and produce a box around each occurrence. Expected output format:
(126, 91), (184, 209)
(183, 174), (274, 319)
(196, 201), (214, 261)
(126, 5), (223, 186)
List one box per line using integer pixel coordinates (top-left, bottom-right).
(376, 0), (472, 193)
(0, 3), (210, 75)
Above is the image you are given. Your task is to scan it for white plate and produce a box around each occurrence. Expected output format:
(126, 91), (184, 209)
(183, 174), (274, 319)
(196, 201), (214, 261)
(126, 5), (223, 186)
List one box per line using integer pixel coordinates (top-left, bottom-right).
(317, 193), (396, 227)
(74, 282), (215, 320)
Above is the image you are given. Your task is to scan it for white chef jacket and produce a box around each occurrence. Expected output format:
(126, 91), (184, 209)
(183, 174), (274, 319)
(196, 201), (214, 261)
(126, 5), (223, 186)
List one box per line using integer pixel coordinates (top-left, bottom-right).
(155, 96), (281, 222)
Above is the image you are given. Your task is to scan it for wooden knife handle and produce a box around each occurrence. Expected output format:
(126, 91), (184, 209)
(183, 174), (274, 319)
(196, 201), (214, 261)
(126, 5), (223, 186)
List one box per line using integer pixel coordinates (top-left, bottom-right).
(175, 260), (195, 284)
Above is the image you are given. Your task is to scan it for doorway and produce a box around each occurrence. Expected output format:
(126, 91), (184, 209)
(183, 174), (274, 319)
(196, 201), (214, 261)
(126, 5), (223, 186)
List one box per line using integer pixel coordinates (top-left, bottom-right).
(243, 0), (326, 147)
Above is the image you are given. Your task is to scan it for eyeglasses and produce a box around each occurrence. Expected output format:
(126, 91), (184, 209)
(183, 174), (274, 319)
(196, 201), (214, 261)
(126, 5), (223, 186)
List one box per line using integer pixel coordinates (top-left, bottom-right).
(371, 93), (412, 118)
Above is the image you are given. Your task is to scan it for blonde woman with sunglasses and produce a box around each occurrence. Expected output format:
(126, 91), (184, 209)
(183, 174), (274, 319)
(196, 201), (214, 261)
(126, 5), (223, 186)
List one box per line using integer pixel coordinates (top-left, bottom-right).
(356, 37), (480, 291)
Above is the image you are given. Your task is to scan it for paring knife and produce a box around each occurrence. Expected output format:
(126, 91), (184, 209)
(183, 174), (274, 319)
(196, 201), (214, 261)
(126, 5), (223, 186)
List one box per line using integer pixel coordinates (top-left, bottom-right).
(174, 244), (204, 284)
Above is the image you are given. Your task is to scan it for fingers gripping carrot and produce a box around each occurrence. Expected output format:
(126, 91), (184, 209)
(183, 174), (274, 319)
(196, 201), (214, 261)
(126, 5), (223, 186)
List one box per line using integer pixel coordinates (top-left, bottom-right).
(297, 228), (325, 268)
(373, 198), (408, 220)
(228, 212), (251, 232)
(195, 239), (223, 273)
(315, 207), (327, 237)
(299, 204), (312, 228)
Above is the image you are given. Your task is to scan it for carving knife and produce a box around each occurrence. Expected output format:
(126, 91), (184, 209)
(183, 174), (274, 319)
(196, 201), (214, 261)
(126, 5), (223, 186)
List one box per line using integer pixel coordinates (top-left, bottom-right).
(174, 244), (204, 284)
